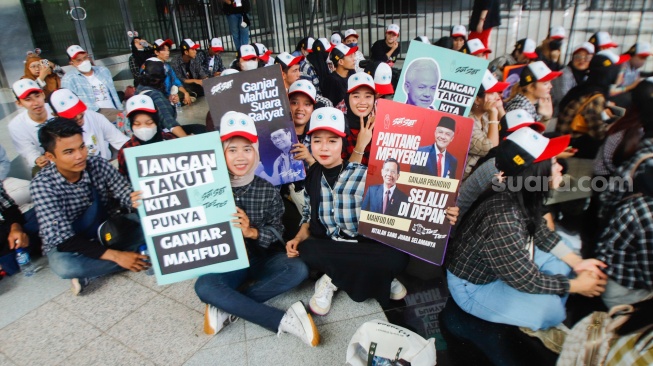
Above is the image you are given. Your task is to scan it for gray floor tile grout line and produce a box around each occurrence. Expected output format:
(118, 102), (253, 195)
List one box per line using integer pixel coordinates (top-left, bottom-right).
(54, 332), (104, 366)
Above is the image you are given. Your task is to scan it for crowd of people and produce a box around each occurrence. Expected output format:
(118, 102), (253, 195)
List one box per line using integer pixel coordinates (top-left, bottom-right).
(1, 17), (652, 362)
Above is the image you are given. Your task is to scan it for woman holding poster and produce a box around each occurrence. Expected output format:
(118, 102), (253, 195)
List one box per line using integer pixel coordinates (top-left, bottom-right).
(195, 112), (319, 347)
(344, 72), (377, 165)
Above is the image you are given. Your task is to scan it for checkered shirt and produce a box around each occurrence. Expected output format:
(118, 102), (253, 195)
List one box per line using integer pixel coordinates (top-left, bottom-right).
(135, 86), (180, 131)
(299, 60), (321, 95)
(555, 92), (606, 139)
(60, 66), (121, 112)
(30, 156), (133, 254)
(0, 182), (20, 225)
(301, 162), (367, 239)
(232, 176), (284, 250)
(170, 54), (208, 82)
(504, 93), (543, 122)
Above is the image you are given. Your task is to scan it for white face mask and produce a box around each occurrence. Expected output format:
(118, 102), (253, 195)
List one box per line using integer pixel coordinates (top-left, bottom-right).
(133, 126), (158, 141)
(77, 60), (92, 73)
(241, 60), (258, 71)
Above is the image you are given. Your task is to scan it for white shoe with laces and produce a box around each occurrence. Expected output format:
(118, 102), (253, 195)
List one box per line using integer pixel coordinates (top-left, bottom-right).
(71, 278), (90, 296)
(309, 274), (338, 315)
(390, 278), (407, 300)
(278, 301), (320, 347)
(204, 304), (239, 335)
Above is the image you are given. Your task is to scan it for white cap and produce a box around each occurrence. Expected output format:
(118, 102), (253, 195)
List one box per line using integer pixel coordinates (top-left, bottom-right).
(210, 38), (224, 51)
(590, 31), (618, 49)
(125, 94), (157, 117)
(414, 36), (430, 44)
(315, 38), (334, 52)
(481, 69), (509, 93)
(549, 26), (566, 40)
(330, 33), (342, 45)
(153, 39), (173, 50)
(12, 79), (42, 99)
(220, 111), (258, 143)
(181, 39), (200, 51)
(597, 49), (631, 65)
(274, 52), (303, 68)
(308, 107), (346, 137)
(306, 37), (315, 52)
(288, 80), (316, 103)
(386, 24), (400, 35)
(347, 72), (375, 93)
(344, 29), (359, 40)
(627, 42), (652, 57)
(221, 68), (239, 76)
(66, 45), (86, 59)
(517, 38), (538, 59)
(50, 89), (87, 119)
(506, 127), (570, 163)
(253, 43), (272, 57)
(523, 61), (563, 84)
(467, 38), (491, 55)
(238, 44), (258, 60)
(372, 62), (394, 95)
(573, 42), (595, 55)
(451, 25), (467, 38)
(502, 109), (544, 132)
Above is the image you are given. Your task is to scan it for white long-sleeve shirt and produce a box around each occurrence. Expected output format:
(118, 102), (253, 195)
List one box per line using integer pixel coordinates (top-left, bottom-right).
(81, 110), (129, 159)
(8, 106), (54, 168)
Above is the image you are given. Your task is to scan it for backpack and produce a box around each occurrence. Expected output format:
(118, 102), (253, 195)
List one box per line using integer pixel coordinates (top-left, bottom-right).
(570, 93), (602, 134)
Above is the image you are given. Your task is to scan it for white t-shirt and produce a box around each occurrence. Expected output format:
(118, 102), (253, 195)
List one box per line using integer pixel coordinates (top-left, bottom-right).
(8, 105), (55, 167)
(81, 110), (129, 159)
(84, 74), (115, 109)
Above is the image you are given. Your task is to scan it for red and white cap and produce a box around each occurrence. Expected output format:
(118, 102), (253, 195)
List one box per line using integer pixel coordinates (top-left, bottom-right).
(210, 38), (224, 52)
(253, 43), (272, 58)
(467, 38), (491, 55)
(549, 26), (566, 40)
(506, 127), (570, 163)
(220, 111), (258, 143)
(373, 62), (394, 95)
(344, 29), (359, 40)
(501, 109), (545, 133)
(626, 42), (651, 57)
(481, 69), (510, 93)
(50, 89), (87, 118)
(125, 94), (157, 117)
(520, 61), (563, 86)
(347, 72), (375, 93)
(573, 42), (595, 55)
(12, 79), (42, 99)
(153, 39), (173, 50)
(288, 80), (316, 103)
(597, 49), (630, 65)
(66, 45), (86, 59)
(304, 37), (315, 53)
(275, 52), (303, 68)
(315, 38), (334, 52)
(307, 107), (346, 137)
(590, 31), (618, 49)
(221, 68), (239, 76)
(331, 43), (357, 63)
(386, 24), (400, 35)
(515, 38), (537, 59)
(330, 33), (342, 46)
(181, 39), (200, 50)
(451, 25), (467, 38)
(238, 44), (258, 60)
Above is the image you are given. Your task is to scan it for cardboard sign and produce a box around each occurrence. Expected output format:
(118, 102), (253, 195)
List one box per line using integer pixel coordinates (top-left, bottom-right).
(124, 132), (249, 285)
(393, 40), (488, 116)
(203, 66), (305, 186)
(358, 99), (474, 265)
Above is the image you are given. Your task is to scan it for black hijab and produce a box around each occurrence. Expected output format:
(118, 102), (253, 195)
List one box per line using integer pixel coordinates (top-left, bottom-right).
(306, 39), (331, 85)
(559, 54), (621, 112)
(128, 111), (165, 145)
(131, 38), (154, 70)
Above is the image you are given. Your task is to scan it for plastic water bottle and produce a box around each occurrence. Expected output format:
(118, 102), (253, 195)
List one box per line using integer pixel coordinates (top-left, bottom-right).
(138, 245), (154, 276)
(171, 85), (182, 115)
(176, 101), (183, 115)
(15, 248), (35, 277)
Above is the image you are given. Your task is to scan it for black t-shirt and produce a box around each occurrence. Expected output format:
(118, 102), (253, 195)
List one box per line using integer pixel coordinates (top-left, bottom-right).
(322, 70), (353, 106)
(469, 0), (501, 31)
(370, 40), (400, 63)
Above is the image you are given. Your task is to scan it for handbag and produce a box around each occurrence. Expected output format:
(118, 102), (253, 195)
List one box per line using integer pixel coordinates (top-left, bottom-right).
(570, 93), (602, 134)
(346, 319), (436, 366)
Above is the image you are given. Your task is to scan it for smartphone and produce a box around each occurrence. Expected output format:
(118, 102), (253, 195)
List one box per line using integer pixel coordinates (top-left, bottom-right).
(607, 105), (626, 118)
(41, 59), (49, 67)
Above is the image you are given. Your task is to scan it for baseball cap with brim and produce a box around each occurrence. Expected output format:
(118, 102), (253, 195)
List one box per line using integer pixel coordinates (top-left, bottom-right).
(573, 42), (595, 55)
(515, 38), (538, 59)
(253, 43), (273, 58)
(347, 72), (375, 93)
(221, 68), (239, 76)
(373, 62), (394, 95)
(125, 94), (157, 117)
(597, 49), (630, 65)
(331, 33), (342, 45)
(496, 127), (570, 175)
(12, 79), (42, 99)
(414, 36), (430, 44)
(220, 111), (258, 143)
(500, 109), (545, 134)
(181, 39), (200, 50)
(481, 69), (510, 93)
(344, 29), (359, 40)
(275, 52), (304, 68)
(210, 38), (224, 51)
(66, 45), (86, 59)
(304, 37), (315, 53)
(386, 24), (400, 35)
(590, 31), (618, 49)
(238, 45), (258, 60)
(451, 25), (467, 38)
(314, 38), (334, 53)
(50, 89), (87, 119)
(307, 107), (346, 137)
(288, 80), (317, 103)
(153, 39), (173, 50)
(520, 61), (563, 86)
(467, 39), (491, 55)
(625, 42), (651, 57)
(331, 43), (357, 63)
(550, 26), (566, 40)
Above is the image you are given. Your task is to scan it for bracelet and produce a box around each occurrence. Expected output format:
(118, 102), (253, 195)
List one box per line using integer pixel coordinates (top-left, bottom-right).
(352, 149), (364, 155)
(487, 120), (499, 125)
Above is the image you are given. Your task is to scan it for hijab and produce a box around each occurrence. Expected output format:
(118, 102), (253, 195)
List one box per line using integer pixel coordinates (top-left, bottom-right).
(22, 55), (60, 98)
(128, 111), (165, 145)
(306, 39), (331, 85)
(559, 54), (621, 113)
(131, 38), (154, 70)
(223, 137), (260, 187)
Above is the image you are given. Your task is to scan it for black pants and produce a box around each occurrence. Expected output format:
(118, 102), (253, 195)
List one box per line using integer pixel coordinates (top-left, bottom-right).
(183, 82), (205, 98)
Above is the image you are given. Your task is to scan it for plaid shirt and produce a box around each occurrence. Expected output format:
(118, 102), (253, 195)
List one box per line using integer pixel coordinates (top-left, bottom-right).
(556, 92), (607, 140)
(464, 113), (493, 180)
(458, 157), (498, 219)
(117, 132), (177, 176)
(596, 195), (653, 290)
(170, 54), (207, 83)
(505, 93), (542, 122)
(301, 162), (367, 239)
(197, 50), (225, 76)
(30, 156), (133, 254)
(61, 66), (121, 112)
(447, 191), (570, 295)
(135, 86), (180, 131)
(299, 60), (321, 95)
(0, 182), (22, 226)
(233, 176), (284, 250)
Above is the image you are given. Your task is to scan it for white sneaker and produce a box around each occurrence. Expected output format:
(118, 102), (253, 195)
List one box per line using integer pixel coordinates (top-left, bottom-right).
(204, 304), (239, 335)
(71, 278), (90, 296)
(278, 301), (320, 347)
(390, 278), (407, 300)
(309, 274), (337, 316)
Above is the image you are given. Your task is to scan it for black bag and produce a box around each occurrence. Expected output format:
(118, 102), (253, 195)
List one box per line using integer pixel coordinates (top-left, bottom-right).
(97, 214), (144, 249)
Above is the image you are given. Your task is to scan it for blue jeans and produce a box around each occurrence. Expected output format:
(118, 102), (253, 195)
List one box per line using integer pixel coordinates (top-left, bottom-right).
(447, 247), (572, 330)
(47, 240), (142, 279)
(226, 13), (250, 49)
(195, 252), (308, 332)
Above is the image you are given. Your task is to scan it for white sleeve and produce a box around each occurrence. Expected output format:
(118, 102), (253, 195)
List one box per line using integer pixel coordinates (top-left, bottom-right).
(94, 112), (129, 150)
(8, 119), (43, 168)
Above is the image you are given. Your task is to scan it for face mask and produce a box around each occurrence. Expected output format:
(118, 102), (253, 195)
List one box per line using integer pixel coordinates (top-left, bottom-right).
(133, 126), (158, 141)
(241, 60), (258, 71)
(77, 60), (92, 73)
(348, 43), (358, 48)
